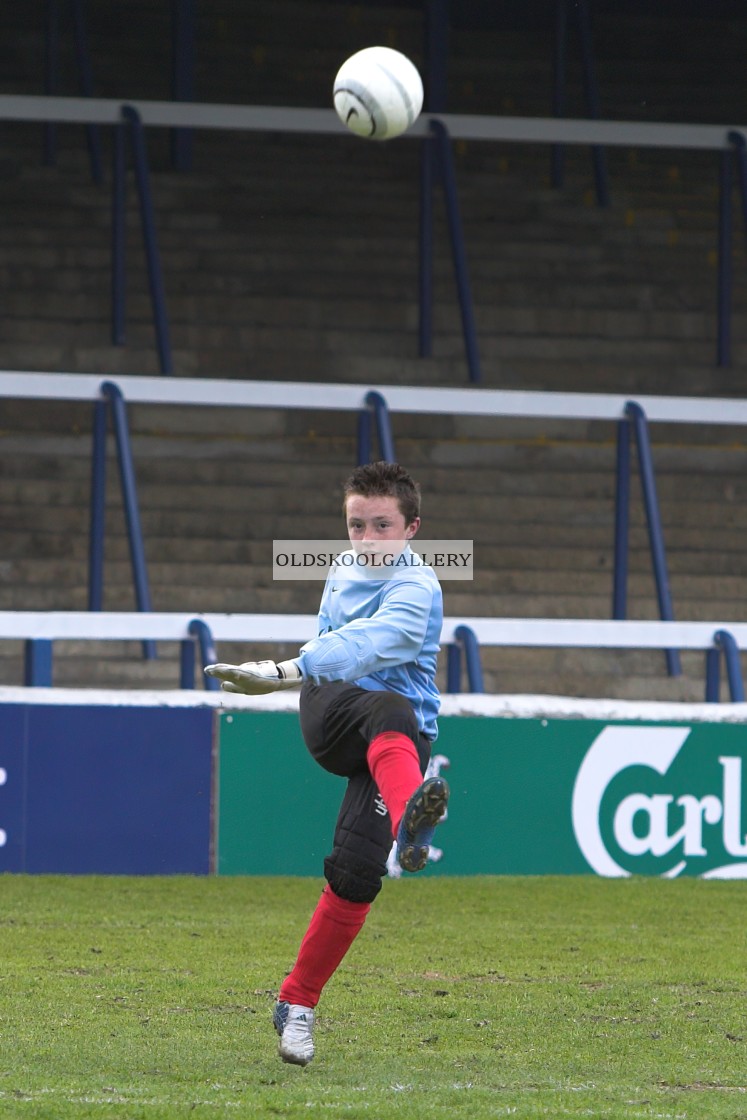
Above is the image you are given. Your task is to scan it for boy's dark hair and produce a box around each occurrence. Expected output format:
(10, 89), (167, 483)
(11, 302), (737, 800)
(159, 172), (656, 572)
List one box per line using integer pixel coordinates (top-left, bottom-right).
(343, 461), (421, 526)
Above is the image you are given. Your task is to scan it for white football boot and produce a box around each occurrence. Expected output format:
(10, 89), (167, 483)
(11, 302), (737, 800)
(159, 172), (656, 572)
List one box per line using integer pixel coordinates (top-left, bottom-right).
(273, 1001), (315, 1066)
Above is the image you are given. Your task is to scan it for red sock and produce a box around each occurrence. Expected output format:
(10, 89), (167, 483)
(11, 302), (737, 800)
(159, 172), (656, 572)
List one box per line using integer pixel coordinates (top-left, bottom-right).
(278, 885), (370, 1009)
(367, 730), (423, 838)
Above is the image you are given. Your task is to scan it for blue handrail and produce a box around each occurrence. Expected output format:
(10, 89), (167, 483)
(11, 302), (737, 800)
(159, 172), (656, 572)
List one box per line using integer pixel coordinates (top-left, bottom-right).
(89, 382), (156, 660)
(424, 0), (449, 116)
(717, 131), (747, 368)
(88, 396), (107, 613)
(728, 130), (747, 230)
(717, 629), (745, 702)
(551, 0), (609, 207)
(419, 0), (448, 370)
(446, 625), (485, 693)
(356, 409), (372, 467)
(574, 0), (609, 208)
(418, 118), (481, 381)
(427, 119), (482, 383)
(180, 618), (218, 690)
(357, 391), (397, 464)
(112, 105), (173, 374)
(43, 0), (103, 183)
(111, 121), (127, 347)
(717, 143), (734, 367)
(446, 643), (460, 692)
(418, 129), (435, 366)
(613, 402), (681, 676)
(43, 0), (59, 168)
(171, 0), (196, 171)
(705, 630), (745, 702)
(551, 0), (567, 191)
(70, 0), (102, 183)
(24, 639), (53, 687)
(14, 617), (744, 699)
(612, 417), (630, 619)
(24, 627), (216, 689)
(102, 382), (154, 634)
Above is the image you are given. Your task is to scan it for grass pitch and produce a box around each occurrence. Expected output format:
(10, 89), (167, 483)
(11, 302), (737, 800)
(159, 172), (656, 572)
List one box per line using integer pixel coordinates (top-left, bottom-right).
(1, 875), (745, 1119)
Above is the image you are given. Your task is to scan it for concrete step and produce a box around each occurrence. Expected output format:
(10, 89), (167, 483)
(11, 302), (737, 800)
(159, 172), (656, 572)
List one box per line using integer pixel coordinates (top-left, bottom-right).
(6, 548), (746, 603)
(5, 447), (747, 503)
(3, 416), (746, 464)
(1, 325), (733, 386)
(1, 286), (733, 344)
(0, 234), (735, 300)
(4, 488), (747, 538)
(4, 519), (747, 572)
(5, 263), (732, 316)
(475, 647), (717, 704)
(4, 454), (747, 509)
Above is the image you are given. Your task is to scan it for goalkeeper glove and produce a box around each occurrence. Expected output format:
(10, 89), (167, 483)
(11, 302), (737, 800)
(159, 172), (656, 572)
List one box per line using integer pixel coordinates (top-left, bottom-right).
(204, 658), (302, 695)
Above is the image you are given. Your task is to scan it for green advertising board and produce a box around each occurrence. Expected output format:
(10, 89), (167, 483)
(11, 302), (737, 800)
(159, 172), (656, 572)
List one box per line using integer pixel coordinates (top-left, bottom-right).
(217, 710), (747, 879)
(217, 710), (343, 876)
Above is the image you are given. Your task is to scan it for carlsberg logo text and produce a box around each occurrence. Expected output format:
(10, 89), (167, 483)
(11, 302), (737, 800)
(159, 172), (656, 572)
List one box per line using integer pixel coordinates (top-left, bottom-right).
(572, 726), (747, 879)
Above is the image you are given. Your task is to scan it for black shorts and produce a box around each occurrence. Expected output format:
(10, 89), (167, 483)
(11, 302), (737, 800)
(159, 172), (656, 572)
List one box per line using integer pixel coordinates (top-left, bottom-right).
(299, 681), (432, 903)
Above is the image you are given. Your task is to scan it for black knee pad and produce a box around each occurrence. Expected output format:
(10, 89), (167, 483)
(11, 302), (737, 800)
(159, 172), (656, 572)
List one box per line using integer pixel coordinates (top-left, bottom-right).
(324, 805), (391, 904)
(324, 853), (384, 904)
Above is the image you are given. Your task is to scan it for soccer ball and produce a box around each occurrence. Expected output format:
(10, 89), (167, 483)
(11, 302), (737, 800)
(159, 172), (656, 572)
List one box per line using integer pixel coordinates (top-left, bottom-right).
(333, 46), (424, 141)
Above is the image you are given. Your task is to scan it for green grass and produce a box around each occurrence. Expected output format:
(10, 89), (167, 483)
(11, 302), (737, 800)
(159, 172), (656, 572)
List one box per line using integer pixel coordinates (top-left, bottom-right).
(1, 875), (745, 1119)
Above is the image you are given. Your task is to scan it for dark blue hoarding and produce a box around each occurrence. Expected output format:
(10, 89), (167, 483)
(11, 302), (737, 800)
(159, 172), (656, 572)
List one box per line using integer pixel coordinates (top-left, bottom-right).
(0, 703), (213, 874)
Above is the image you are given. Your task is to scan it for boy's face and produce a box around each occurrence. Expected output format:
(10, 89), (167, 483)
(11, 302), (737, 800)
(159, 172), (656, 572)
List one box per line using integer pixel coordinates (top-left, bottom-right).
(345, 494), (420, 557)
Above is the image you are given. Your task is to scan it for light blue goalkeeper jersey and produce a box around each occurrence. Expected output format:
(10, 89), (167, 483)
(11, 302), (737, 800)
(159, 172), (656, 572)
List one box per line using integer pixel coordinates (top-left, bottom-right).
(295, 546), (443, 740)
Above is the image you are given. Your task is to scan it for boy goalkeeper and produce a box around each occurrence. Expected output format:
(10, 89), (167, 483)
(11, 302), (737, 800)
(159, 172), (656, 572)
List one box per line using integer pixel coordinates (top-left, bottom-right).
(206, 461), (449, 1066)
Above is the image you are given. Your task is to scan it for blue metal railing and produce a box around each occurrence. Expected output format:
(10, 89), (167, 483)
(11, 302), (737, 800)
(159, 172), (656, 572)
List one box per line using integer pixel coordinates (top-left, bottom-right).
(357, 390), (397, 464)
(705, 630), (745, 702)
(19, 616), (743, 698)
(443, 625), (743, 702)
(111, 119), (127, 349)
(23, 87), (747, 376)
(112, 106), (173, 374)
(433, 119), (482, 383)
(171, 0), (196, 172)
(88, 392), (108, 614)
(180, 619), (218, 690)
(717, 130), (747, 368)
(24, 639), (53, 687)
(89, 381), (156, 659)
(419, 120), (482, 383)
(43, 0), (103, 183)
(446, 625), (485, 693)
(418, 0), (484, 383)
(418, 0), (481, 383)
(424, 0), (449, 117)
(357, 391), (680, 661)
(613, 400), (680, 676)
(43, 0), (60, 168)
(718, 140), (734, 368)
(552, 0), (609, 207)
(418, 127), (436, 370)
(23, 617), (217, 688)
(43, 6), (178, 370)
